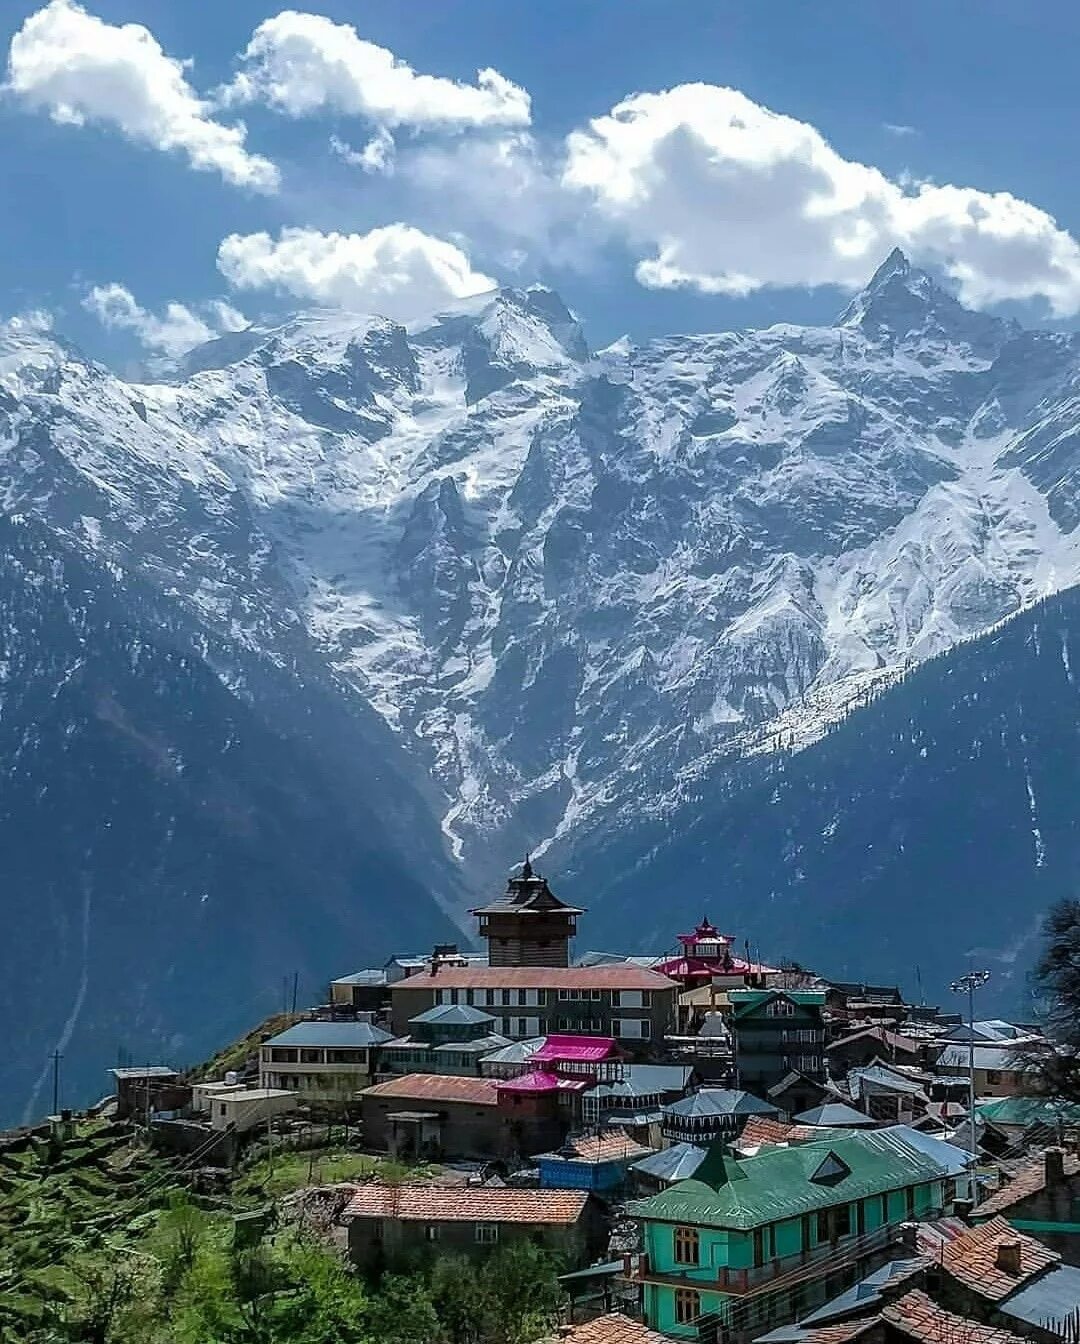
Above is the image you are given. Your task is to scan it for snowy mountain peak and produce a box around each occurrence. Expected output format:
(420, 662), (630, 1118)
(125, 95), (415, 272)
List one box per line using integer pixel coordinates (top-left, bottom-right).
(836, 249), (1009, 358)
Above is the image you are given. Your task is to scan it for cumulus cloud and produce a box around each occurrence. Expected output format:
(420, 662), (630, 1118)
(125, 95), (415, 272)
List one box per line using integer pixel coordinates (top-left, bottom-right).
(216, 224), (496, 323)
(563, 83), (1080, 314)
(330, 128), (395, 175)
(4, 309), (54, 335)
(83, 283), (248, 354)
(221, 10), (529, 129)
(6, 0), (279, 192)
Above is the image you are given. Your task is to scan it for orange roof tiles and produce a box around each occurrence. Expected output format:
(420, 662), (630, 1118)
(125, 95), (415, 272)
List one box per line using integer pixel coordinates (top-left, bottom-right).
(342, 1182), (589, 1225)
(393, 965), (675, 991)
(562, 1314), (669, 1344)
(976, 1149), (1080, 1216)
(935, 1216), (1059, 1299)
(883, 1290), (1030, 1344)
(362, 1073), (499, 1105)
(548, 1133), (654, 1164)
(738, 1116), (820, 1147)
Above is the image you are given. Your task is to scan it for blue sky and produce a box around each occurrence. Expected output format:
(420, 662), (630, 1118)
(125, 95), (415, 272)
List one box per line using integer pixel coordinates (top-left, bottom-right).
(5, 0), (1080, 363)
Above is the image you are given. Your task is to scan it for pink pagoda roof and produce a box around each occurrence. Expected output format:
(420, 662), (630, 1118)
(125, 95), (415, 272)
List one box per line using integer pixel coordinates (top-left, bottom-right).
(532, 1034), (620, 1063)
(656, 954), (780, 979)
(677, 918), (735, 950)
(496, 1070), (591, 1094)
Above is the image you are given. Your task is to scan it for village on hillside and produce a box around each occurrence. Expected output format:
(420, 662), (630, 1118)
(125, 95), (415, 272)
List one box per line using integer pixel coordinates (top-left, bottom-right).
(6, 861), (1080, 1344)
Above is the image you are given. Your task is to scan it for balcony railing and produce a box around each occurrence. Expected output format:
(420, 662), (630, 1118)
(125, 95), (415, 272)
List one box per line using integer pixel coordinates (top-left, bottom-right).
(626, 1216), (940, 1299)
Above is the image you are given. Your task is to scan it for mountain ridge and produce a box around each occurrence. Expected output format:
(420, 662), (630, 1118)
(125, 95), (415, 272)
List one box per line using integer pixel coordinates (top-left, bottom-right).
(3, 252), (1080, 1114)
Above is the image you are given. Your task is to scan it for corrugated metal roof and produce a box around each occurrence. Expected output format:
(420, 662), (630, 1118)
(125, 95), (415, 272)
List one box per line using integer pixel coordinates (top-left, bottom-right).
(410, 1004), (495, 1026)
(1001, 1263), (1080, 1330)
(630, 1129), (948, 1230)
(331, 970), (387, 987)
(592, 1064), (694, 1101)
(109, 1066), (179, 1080)
(936, 1045), (1035, 1072)
(794, 1103), (876, 1127)
(363, 1073), (499, 1105)
(631, 1142), (707, 1183)
(877, 1126), (974, 1177)
(663, 1088), (779, 1120)
(264, 1021), (392, 1047)
(533, 1035), (620, 1062)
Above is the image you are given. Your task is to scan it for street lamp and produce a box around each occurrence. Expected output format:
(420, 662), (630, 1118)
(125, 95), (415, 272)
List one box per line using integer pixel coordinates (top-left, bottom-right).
(950, 969), (991, 1200)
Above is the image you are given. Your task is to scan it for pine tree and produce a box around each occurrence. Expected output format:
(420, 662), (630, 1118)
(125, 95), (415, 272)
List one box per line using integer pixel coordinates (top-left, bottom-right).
(1030, 899), (1080, 1103)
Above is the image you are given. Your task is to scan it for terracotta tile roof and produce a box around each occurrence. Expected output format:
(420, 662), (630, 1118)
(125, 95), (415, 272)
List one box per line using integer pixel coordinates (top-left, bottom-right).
(976, 1149), (1080, 1217)
(342, 1182), (589, 1225)
(562, 1314), (669, 1344)
(541, 1133), (655, 1164)
(362, 1073), (499, 1105)
(392, 966), (675, 991)
(738, 1116), (820, 1147)
(935, 1216), (1059, 1300)
(882, 1290), (1030, 1344)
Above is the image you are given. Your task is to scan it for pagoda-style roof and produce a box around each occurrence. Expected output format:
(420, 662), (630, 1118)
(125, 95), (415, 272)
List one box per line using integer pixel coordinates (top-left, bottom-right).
(471, 858), (585, 918)
(677, 918), (736, 953)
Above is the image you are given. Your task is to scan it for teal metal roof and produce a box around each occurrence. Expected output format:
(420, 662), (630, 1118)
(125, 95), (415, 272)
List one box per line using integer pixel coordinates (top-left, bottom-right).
(976, 1096), (1080, 1127)
(728, 989), (827, 1019)
(629, 1129), (946, 1231)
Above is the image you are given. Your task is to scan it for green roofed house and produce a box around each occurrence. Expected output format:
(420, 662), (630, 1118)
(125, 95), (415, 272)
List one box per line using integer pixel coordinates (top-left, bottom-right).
(728, 989), (828, 1093)
(628, 1129), (950, 1341)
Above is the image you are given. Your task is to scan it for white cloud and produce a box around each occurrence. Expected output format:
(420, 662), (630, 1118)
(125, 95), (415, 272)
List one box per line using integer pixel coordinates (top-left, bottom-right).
(563, 83), (1080, 314)
(6, 0), (279, 192)
(221, 10), (529, 129)
(216, 224), (495, 323)
(330, 128), (395, 175)
(83, 283), (248, 354)
(883, 122), (918, 137)
(4, 309), (54, 334)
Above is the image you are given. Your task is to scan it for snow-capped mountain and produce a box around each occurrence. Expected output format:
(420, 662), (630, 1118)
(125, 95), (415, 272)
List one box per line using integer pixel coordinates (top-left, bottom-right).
(125, 252), (1080, 869)
(3, 249), (1080, 1108)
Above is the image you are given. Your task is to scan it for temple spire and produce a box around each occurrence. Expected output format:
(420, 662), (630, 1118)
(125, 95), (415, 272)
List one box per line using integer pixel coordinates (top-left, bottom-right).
(522, 853), (533, 880)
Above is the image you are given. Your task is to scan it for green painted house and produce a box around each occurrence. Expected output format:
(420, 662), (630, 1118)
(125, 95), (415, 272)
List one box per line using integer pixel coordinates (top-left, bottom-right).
(629, 1129), (949, 1340)
(728, 989), (828, 1093)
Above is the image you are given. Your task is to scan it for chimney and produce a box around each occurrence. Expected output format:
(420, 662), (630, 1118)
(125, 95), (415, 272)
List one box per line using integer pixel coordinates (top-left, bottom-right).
(1046, 1148), (1066, 1183)
(996, 1239), (1023, 1277)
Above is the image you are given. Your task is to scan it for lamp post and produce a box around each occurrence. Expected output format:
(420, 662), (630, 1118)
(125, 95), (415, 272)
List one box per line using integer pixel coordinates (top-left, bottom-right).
(950, 969), (991, 1201)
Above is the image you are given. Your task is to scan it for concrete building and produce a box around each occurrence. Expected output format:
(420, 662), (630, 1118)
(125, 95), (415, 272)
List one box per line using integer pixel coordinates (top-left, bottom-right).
(259, 1020), (392, 1099)
(389, 964), (677, 1055)
(109, 1066), (189, 1119)
(208, 1088), (298, 1133)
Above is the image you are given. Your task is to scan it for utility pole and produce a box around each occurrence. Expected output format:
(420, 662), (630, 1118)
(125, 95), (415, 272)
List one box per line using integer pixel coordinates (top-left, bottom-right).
(51, 1050), (62, 1116)
(950, 968), (991, 1203)
(291, 971), (299, 1016)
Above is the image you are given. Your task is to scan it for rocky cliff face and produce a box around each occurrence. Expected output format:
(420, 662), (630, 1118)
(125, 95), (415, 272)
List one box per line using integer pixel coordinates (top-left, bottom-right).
(3, 253), (1080, 1115)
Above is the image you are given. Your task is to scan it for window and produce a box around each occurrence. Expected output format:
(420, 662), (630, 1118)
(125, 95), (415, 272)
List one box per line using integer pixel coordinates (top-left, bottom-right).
(986, 1070), (1001, 1084)
(674, 1289), (700, 1325)
(673, 1226), (699, 1265)
(591, 989), (603, 1001)
(765, 997), (796, 1017)
(835, 1203), (851, 1238)
(559, 989), (571, 1001)
(300, 1048), (322, 1064)
(905, 1186), (915, 1219)
(617, 990), (644, 1009)
(425, 1224), (440, 1242)
(558, 1016), (571, 1031)
(475, 1223), (500, 1244)
(816, 1209), (830, 1244)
